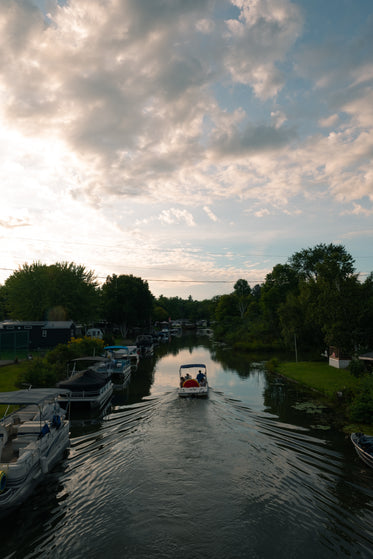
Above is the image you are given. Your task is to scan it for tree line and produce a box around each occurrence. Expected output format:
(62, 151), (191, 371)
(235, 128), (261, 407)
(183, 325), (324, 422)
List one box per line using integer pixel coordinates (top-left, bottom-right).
(0, 243), (372, 358)
(214, 243), (373, 358)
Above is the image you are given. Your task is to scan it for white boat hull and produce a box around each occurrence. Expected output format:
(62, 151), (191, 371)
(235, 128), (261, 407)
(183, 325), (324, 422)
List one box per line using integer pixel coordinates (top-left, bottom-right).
(178, 386), (209, 398)
(0, 390), (70, 517)
(351, 433), (373, 469)
(178, 363), (209, 398)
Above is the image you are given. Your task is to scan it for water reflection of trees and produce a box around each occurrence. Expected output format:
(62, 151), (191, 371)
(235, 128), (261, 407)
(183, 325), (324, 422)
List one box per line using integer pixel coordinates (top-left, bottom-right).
(209, 344), (268, 378)
(155, 333), (210, 359)
(121, 356), (156, 404)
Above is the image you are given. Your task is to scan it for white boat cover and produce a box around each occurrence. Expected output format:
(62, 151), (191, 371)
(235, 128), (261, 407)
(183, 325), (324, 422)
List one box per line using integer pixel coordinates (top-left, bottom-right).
(0, 388), (71, 406)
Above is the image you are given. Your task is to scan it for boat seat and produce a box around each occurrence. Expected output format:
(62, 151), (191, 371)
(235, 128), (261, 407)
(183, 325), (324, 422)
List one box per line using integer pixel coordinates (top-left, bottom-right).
(13, 410), (39, 423)
(17, 422), (45, 435)
(12, 437), (36, 452)
(17, 441), (37, 459)
(183, 379), (200, 388)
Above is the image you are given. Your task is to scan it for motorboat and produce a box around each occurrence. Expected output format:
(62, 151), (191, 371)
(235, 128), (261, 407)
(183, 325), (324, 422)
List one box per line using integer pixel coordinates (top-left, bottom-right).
(351, 433), (373, 468)
(104, 345), (139, 370)
(57, 368), (113, 409)
(96, 347), (132, 387)
(178, 363), (209, 398)
(68, 355), (109, 370)
(0, 388), (70, 517)
(68, 353), (131, 388)
(135, 335), (154, 358)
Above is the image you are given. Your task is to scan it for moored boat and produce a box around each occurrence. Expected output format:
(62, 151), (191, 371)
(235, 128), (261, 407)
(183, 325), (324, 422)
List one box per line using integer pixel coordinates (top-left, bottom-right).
(0, 388), (70, 517)
(351, 433), (373, 469)
(135, 335), (154, 357)
(104, 345), (139, 370)
(178, 363), (209, 398)
(57, 368), (113, 409)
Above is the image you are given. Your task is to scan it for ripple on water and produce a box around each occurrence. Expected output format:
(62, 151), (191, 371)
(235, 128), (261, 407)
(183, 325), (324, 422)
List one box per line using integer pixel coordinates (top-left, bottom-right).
(3, 389), (373, 559)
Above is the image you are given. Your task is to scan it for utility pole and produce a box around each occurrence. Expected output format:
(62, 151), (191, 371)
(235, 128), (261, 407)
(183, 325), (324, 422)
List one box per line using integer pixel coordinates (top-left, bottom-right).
(294, 332), (298, 363)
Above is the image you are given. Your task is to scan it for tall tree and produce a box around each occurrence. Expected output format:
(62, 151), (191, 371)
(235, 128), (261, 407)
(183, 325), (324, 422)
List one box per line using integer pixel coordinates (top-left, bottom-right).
(233, 279), (251, 319)
(288, 244), (359, 353)
(359, 273), (373, 349)
(101, 274), (154, 337)
(260, 264), (300, 339)
(0, 284), (8, 321)
(4, 262), (99, 322)
(288, 243), (355, 282)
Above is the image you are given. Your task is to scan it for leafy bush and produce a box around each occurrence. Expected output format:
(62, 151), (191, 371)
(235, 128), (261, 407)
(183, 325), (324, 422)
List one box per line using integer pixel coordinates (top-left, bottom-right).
(349, 358), (367, 378)
(17, 358), (61, 388)
(47, 337), (104, 365)
(17, 337), (105, 389)
(349, 377), (373, 424)
(266, 358), (281, 373)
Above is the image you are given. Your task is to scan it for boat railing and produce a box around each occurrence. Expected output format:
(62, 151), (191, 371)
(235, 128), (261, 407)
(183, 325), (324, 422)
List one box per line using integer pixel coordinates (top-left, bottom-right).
(68, 390), (102, 399)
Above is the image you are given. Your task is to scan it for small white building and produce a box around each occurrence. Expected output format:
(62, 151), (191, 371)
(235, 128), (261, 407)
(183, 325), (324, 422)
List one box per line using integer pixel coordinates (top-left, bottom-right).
(328, 346), (351, 369)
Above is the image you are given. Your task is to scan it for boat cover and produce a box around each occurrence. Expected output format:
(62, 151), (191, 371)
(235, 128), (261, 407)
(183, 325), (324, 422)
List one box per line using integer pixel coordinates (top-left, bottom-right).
(356, 434), (373, 452)
(58, 369), (110, 390)
(70, 356), (109, 362)
(0, 388), (71, 406)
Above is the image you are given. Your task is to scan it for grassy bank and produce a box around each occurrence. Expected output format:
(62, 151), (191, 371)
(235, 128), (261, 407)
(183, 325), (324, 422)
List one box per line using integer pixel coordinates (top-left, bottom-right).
(275, 360), (373, 434)
(277, 361), (357, 398)
(0, 362), (28, 392)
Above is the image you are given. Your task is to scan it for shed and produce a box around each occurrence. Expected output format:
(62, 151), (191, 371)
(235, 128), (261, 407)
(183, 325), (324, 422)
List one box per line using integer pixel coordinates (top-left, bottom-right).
(328, 346), (351, 369)
(0, 320), (79, 351)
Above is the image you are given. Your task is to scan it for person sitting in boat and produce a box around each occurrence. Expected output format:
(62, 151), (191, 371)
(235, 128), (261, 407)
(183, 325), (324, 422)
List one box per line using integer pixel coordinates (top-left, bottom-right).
(185, 373), (191, 380)
(180, 376), (185, 387)
(197, 370), (206, 385)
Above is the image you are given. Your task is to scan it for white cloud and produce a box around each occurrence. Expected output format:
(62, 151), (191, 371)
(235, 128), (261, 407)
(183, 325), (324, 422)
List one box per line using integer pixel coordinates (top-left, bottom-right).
(254, 208), (271, 218)
(195, 18), (215, 34)
(0, 216), (31, 229)
(0, 0), (373, 297)
(158, 208), (196, 226)
(224, 0), (302, 99)
(203, 206), (218, 222)
(271, 110), (287, 128)
(318, 114), (339, 128)
(342, 203), (373, 217)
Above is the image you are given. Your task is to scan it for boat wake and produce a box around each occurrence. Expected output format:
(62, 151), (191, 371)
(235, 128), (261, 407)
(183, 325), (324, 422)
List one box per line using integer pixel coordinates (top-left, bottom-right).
(4, 389), (373, 559)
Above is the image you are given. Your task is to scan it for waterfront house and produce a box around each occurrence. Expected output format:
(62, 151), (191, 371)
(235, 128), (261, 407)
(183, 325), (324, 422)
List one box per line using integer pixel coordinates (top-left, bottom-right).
(0, 321), (80, 354)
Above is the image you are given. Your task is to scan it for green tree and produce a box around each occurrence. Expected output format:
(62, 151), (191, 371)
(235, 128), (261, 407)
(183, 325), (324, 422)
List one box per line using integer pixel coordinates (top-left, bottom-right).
(260, 264), (300, 342)
(153, 305), (169, 323)
(233, 279), (251, 319)
(214, 293), (240, 323)
(4, 262), (99, 322)
(0, 285), (8, 320)
(288, 244), (360, 354)
(288, 243), (355, 282)
(101, 274), (154, 337)
(359, 273), (373, 350)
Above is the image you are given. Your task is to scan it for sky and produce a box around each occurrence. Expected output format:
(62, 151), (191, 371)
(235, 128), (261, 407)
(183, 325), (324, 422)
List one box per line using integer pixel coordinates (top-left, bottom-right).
(1, 0), (373, 300)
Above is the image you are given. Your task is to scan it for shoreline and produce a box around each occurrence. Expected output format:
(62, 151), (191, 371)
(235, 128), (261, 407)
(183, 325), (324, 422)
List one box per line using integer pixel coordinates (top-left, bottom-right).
(273, 360), (372, 434)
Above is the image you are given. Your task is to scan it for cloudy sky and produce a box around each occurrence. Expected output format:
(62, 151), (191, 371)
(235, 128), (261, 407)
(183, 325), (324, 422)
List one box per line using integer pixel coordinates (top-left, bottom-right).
(1, 0), (373, 300)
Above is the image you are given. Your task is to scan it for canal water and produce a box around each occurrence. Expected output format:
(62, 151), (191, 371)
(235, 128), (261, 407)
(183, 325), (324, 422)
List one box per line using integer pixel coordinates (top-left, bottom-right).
(2, 336), (373, 558)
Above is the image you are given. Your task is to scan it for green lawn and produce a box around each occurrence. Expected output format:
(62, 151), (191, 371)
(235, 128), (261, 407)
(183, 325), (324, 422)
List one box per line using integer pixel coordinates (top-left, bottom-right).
(0, 362), (27, 392)
(278, 361), (358, 398)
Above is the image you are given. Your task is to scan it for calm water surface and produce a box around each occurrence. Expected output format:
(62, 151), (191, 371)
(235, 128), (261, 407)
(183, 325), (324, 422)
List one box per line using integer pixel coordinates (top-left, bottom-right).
(3, 337), (373, 558)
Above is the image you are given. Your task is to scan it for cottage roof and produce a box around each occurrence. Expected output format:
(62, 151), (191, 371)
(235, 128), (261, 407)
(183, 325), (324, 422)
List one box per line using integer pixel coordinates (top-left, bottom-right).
(0, 320), (75, 329)
(44, 321), (74, 329)
(359, 352), (373, 361)
(0, 321), (45, 328)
